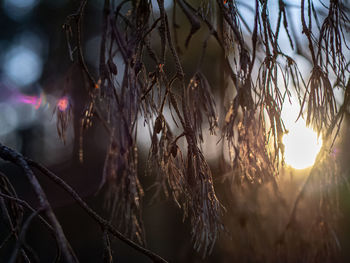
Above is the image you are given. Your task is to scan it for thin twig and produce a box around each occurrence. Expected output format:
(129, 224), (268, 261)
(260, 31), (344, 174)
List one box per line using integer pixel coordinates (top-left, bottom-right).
(0, 192), (62, 262)
(0, 142), (77, 263)
(277, 146), (327, 244)
(9, 207), (43, 263)
(25, 158), (168, 263)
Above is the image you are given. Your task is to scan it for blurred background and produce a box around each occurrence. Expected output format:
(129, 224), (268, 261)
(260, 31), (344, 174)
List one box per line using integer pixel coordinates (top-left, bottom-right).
(0, 0), (350, 262)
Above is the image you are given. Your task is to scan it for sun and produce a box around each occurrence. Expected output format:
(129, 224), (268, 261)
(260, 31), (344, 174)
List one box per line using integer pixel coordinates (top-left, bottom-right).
(281, 101), (322, 170)
(282, 121), (322, 169)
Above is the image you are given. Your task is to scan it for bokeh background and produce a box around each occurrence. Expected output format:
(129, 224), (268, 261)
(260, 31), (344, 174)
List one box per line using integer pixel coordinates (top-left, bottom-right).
(1, 0), (350, 262)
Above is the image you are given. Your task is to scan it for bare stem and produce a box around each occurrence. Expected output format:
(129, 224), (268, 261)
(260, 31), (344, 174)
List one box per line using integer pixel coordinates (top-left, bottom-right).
(26, 157), (168, 262)
(0, 142), (76, 263)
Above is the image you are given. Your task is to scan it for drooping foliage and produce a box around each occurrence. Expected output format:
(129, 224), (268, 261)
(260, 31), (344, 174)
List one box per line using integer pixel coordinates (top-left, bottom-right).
(58, 0), (350, 257)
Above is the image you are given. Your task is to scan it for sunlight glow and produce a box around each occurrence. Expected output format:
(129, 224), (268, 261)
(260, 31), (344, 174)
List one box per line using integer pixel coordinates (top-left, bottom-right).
(283, 121), (322, 169)
(281, 101), (322, 170)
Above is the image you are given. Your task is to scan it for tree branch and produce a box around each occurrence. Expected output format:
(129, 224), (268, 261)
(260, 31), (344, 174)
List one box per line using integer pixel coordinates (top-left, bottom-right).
(0, 142), (168, 262)
(26, 157), (168, 263)
(0, 142), (76, 263)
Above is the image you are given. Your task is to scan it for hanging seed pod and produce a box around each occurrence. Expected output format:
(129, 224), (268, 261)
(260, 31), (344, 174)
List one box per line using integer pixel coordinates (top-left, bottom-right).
(154, 115), (163, 134)
(107, 58), (118, 75)
(170, 143), (178, 158)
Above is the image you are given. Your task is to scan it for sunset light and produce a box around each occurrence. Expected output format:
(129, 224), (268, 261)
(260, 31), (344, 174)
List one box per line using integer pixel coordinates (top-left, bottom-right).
(1, 1), (348, 262)
(282, 101), (322, 170)
(283, 121), (322, 169)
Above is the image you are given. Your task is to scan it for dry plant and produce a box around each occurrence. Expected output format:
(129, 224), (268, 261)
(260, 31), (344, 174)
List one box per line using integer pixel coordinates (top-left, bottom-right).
(1, 0), (350, 262)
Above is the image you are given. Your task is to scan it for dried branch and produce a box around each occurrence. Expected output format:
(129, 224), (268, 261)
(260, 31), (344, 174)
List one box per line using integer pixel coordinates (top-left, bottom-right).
(51, 0), (350, 260)
(25, 157), (168, 263)
(0, 142), (76, 263)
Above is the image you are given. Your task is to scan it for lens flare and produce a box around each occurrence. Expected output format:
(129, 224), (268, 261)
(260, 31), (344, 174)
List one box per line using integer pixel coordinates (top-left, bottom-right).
(16, 93), (44, 109)
(35, 95), (42, 109)
(57, 96), (69, 112)
(0, 84), (67, 113)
